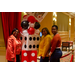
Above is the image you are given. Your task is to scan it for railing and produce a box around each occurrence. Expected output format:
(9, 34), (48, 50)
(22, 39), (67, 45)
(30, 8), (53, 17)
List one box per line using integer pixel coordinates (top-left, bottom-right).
(70, 55), (73, 62)
(37, 49), (74, 62)
(70, 50), (74, 62)
(59, 49), (74, 62)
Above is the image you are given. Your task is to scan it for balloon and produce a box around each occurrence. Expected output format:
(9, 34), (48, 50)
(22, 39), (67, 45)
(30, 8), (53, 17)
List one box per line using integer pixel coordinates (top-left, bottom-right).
(23, 15), (27, 18)
(34, 29), (40, 35)
(21, 21), (29, 29)
(34, 22), (40, 29)
(22, 30), (28, 35)
(29, 22), (35, 28)
(22, 15), (28, 21)
(28, 16), (36, 23)
(27, 27), (35, 35)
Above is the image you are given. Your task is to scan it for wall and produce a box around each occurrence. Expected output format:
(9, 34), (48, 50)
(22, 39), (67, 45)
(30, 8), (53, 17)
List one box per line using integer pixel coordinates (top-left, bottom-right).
(21, 12), (25, 21)
(57, 12), (69, 42)
(57, 12), (69, 31)
(0, 12), (5, 47)
(70, 18), (75, 42)
(58, 31), (69, 42)
(40, 12), (71, 42)
(40, 12), (53, 35)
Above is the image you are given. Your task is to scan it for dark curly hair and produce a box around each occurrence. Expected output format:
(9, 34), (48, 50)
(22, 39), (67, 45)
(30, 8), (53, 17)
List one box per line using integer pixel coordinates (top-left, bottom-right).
(11, 28), (19, 34)
(52, 25), (58, 30)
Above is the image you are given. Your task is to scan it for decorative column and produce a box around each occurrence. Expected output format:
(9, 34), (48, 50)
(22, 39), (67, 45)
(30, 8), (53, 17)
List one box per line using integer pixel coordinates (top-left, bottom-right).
(69, 17), (71, 41)
(53, 12), (57, 25)
(71, 18), (74, 41)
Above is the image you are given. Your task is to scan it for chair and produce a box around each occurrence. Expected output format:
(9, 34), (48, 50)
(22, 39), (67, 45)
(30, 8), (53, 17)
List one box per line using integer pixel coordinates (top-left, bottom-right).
(62, 42), (70, 51)
(66, 41), (73, 49)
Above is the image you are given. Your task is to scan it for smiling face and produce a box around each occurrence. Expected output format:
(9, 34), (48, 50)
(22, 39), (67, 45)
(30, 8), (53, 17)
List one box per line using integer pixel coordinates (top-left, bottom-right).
(42, 29), (47, 36)
(52, 27), (58, 35)
(13, 30), (19, 37)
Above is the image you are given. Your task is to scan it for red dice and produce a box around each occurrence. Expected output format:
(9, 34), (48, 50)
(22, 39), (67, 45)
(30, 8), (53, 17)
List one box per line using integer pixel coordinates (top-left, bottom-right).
(21, 50), (37, 62)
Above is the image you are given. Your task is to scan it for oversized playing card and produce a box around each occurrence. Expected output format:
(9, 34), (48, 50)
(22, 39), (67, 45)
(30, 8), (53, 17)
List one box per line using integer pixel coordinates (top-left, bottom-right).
(26, 12), (48, 22)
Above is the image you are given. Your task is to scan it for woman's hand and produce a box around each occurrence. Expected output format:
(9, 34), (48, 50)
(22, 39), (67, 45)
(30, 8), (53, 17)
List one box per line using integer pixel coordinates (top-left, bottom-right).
(49, 52), (52, 60)
(11, 58), (15, 61)
(49, 53), (51, 60)
(42, 57), (45, 59)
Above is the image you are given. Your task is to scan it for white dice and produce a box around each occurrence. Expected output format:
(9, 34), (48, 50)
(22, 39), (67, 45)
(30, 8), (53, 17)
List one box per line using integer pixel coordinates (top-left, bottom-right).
(21, 34), (40, 50)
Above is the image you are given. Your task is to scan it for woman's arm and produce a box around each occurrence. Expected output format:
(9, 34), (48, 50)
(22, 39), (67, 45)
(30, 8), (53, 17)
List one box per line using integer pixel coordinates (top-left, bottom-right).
(7, 38), (15, 59)
(42, 37), (51, 58)
(49, 37), (58, 57)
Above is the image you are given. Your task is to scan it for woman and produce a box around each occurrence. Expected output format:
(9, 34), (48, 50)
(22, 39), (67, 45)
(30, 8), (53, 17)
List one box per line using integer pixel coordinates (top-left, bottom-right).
(49, 25), (62, 62)
(39, 27), (52, 62)
(6, 28), (21, 62)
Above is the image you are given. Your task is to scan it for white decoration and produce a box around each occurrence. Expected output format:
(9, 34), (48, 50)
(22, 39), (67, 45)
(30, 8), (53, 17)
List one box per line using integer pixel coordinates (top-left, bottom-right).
(24, 52), (27, 56)
(20, 30), (28, 36)
(31, 60), (35, 62)
(23, 30), (28, 35)
(31, 53), (35, 57)
(34, 29), (40, 35)
(29, 22), (35, 28)
(21, 34), (40, 50)
(24, 60), (27, 62)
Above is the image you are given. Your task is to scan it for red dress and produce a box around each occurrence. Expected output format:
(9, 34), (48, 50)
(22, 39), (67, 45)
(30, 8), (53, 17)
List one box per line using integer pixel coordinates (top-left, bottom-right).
(6, 35), (21, 62)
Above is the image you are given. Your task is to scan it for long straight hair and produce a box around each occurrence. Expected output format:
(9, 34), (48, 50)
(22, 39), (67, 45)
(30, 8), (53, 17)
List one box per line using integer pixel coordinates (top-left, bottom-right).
(41, 27), (50, 35)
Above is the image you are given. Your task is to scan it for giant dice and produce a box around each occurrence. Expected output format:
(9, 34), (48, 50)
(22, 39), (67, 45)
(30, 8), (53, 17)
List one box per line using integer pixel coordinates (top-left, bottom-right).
(21, 34), (40, 50)
(21, 50), (37, 62)
(20, 34), (40, 62)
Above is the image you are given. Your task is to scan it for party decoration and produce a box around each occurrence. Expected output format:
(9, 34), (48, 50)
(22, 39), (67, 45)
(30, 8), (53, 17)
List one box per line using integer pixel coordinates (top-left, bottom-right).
(27, 27), (35, 35)
(34, 22), (40, 29)
(26, 12), (48, 22)
(20, 15), (41, 62)
(21, 21), (29, 29)
(28, 16), (36, 23)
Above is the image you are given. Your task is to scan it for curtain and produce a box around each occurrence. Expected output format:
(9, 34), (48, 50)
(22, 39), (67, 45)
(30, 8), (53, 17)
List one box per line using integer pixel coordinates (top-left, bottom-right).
(1, 12), (21, 48)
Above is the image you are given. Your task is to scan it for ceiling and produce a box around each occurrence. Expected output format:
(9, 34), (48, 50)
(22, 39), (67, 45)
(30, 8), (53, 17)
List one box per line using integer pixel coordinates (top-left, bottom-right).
(62, 12), (75, 18)
(25, 12), (75, 18)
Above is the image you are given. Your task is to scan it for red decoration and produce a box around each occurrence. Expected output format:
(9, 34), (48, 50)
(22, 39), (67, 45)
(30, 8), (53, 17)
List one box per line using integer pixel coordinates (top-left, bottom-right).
(23, 15), (27, 18)
(35, 19), (38, 22)
(1, 12), (21, 47)
(19, 27), (22, 33)
(28, 16), (36, 23)
(39, 15), (41, 18)
(27, 27), (35, 35)
(21, 50), (37, 62)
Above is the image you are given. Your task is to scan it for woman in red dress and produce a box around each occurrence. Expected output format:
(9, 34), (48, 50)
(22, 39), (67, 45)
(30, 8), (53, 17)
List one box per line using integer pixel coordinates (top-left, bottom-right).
(6, 28), (21, 62)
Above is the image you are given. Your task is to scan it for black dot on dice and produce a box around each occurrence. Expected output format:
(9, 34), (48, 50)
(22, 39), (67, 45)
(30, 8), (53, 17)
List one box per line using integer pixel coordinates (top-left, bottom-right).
(29, 45), (32, 48)
(20, 37), (22, 40)
(37, 45), (39, 48)
(29, 37), (32, 41)
(24, 45), (27, 48)
(33, 45), (35, 48)
(37, 37), (39, 40)
(25, 37), (27, 40)
(33, 37), (36, 41)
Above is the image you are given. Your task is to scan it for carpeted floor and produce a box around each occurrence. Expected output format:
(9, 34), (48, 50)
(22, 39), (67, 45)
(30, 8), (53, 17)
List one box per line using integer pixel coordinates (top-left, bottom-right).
(0, 44), (75, 62)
